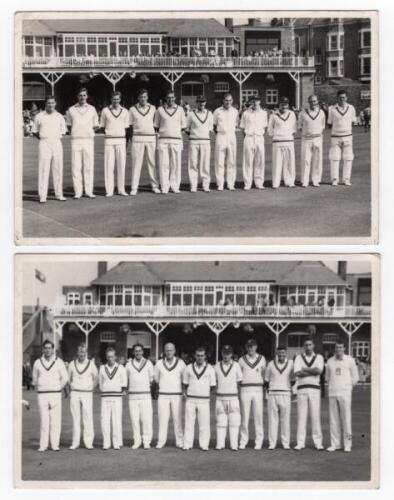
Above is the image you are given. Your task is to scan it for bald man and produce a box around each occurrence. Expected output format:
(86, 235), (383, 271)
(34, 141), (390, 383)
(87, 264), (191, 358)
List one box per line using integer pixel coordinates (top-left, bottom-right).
(154, 343), (186, 448)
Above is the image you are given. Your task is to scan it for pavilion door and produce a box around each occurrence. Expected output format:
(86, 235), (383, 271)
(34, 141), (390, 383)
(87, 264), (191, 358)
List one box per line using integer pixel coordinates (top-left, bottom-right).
(181, 82), (204, 108)
(109, 41), (117, 57)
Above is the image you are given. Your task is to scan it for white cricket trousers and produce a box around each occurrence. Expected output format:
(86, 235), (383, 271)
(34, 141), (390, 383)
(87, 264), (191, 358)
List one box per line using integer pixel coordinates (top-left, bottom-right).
(216, 398), (241, 450)
(184, 398), (211, 449)
(239, 388), (264, 447)
(188, 142), (211, 191)
(37, 392), (62, 450)
(329, 136), (354, 183)
(130, 141), (159, 192)
(104, 138), (126, 195)
(70, 390), (94, 448)
(300, 137), (323, 186)
(271, 141), (295, 188)
(101, 396), (123, 449)
(214, 133), (237, 189)
(157, 395), (184, 447)
(71, 139), (94, 197)
(267, 393), (291, 448)
(296, 388), (323, 448)
(329, 394), (353, 450)
(157, 141), (182, 193)
(128, 397), (153, 447)
(38, 139), (64, 201)
(242, 135), (265, 189)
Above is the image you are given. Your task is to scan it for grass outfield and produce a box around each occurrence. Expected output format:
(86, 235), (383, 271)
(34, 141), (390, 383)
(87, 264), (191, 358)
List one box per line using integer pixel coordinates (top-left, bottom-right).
(21, 386), (371, 482)
(21, 128), (372, 239)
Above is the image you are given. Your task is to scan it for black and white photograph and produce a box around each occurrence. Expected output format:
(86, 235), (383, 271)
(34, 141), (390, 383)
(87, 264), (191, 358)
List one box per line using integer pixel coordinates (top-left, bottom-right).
(15, 11), (377, 243)
(15, 254), (379, 487)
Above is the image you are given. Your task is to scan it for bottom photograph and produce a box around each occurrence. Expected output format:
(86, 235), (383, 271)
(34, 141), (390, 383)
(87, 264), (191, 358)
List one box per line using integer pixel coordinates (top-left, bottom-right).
(15, 255), (378, 488)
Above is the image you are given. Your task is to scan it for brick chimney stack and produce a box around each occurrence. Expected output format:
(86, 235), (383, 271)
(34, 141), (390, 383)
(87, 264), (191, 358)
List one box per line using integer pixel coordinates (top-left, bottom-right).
(224, 18), (234, 32)
(338, 261), (347, 281)
(98, 261), (108, 278)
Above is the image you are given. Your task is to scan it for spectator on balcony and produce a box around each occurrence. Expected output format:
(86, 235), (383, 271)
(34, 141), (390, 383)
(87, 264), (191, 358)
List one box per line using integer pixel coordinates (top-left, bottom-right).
(231, 48), (238, 58)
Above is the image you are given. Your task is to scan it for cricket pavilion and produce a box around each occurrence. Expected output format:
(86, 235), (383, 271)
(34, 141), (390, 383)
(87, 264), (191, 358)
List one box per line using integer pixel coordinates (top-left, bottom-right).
(50, 261), (372, 365)
(21, 17), (316, 113)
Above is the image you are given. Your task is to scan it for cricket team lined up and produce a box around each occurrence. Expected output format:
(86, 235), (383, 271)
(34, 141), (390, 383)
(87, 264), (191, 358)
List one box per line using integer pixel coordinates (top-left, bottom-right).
(32, 337), (359, 454)
(32, 87), (357, 203)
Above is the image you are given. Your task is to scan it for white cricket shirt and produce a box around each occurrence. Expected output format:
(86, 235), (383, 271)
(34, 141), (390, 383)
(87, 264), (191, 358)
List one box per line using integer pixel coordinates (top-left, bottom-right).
(33, 111), (67, 141)
(182, 362), (216, 400)
(154, 357), (186, 395)
(294, 353), (324, 390)
(214, 361), (242, 400)
(100, 106), (129, 139)
(327, 104), (357, 137)
(65, 104), (99, 140)
(32, 356), (69, 392)
(298, 108), (326, 139)
(68, 359), (98, 392)
(154, 105), (186, 144)
(126, 358), (154, 399)
(265, 359), (294, 393)
(129, 104), (157, 143)
(238, 354), (266, 391)
(239, 108), (268, 137)
(213, 106), (239, 135)
(325, 355), (359, 397)
(186, 109), (214, 144)
(99, 363), (127, 397)
(267, 111), (297, 142)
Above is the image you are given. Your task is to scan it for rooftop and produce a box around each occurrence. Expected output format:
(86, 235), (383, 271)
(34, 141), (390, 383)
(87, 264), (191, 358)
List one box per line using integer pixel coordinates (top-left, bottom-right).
(22, 18), (234, 37)
(91, 261), (346, 287)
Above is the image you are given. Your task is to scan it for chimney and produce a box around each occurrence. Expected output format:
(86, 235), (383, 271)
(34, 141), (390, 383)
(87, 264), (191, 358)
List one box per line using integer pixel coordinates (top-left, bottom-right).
(98, 261), (108, 278)
(224, 18), (234, 32)
(337, 261), (347, 281)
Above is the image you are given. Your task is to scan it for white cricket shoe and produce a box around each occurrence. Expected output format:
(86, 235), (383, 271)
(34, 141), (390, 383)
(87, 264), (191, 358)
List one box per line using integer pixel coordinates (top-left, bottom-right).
(130, 190), (137, 196)
(87, 194), (96, 199)
(152, 187), (161, 194)
(118, 191), (129, 196)
(344, 180), (352, 186)
(294, 445), (305, 451)
(37, 447), (47, 452)
(56, 196), (67, 201)
(268, 445), (276, 450)
(132, 442), (141, 450)
(332, 180), (338, 186)
(69, 445), (79, 450)
(315, 445), (324, 451)
(326, 446), (338, 452)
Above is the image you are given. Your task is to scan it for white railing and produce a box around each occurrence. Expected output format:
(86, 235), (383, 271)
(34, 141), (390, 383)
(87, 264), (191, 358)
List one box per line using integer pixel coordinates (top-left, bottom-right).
(23, 55), (315, 70)
(53, 304), (371, 319)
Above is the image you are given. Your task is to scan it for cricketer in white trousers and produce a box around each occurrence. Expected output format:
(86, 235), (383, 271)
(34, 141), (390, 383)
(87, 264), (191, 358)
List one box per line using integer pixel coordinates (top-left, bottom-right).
(130, 141), (160, 193)
(242, 136), (265, 189)
(188, 142), (211, 191)
(267, 393), (291, 448)
(38, 392), (62, 450)
(184, 398), (211, 449)
(71, 139), (95, 197)
(300, 136), (323, 187)
(70, 390), (94, 448)
(38, 139), (64, 201)
(216, 399), (241, 450)
(329, 136), (354, 184)
(128, 397), (153, 447)
(104, 138), (127, 196)
(296, 388), (323, 448)
(157, 395), (184, 448)
(157, 141), (182, 193)
(214, 133), (237, 190)
(271, 141), (296, 188)
(239, 388), (264, 448)
(329, 395), (353, 450)
(101, 396), (123, 449)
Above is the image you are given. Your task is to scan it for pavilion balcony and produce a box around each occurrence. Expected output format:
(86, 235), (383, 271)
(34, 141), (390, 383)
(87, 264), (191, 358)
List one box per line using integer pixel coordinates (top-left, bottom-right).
(53, 304), (371, 320)
(22, 55), (315, 72)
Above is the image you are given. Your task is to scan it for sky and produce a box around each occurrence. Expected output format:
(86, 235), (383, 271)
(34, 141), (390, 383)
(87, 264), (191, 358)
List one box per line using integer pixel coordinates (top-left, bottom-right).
(21, 258), (372, 308)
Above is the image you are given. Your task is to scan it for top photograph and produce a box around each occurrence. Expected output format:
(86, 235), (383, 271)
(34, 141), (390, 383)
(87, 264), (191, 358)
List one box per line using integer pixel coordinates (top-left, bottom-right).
(14, 11), (378, 244)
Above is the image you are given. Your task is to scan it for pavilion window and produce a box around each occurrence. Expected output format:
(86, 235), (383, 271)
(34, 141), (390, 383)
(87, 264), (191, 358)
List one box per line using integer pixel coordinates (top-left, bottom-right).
(198, 38), (208, 56)
(114, 285), (123, 306)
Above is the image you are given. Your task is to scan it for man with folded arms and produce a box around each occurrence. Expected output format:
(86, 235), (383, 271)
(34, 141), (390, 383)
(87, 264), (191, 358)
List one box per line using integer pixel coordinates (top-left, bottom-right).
(98, 346), (127, 450)
(67, 343), (98, 450)
(325, 341), (359, 452)
(32, 339), (69, 451)
(154, 342), (186, 448)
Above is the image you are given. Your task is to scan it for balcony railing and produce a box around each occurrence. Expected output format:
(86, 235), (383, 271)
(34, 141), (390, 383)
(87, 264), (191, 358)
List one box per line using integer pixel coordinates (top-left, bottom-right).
(53, 304), (371, 319)
(22, 55), (315, 70)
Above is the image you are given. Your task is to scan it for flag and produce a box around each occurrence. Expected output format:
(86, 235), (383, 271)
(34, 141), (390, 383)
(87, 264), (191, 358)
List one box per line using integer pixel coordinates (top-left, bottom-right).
(35, 268), (46, 283)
